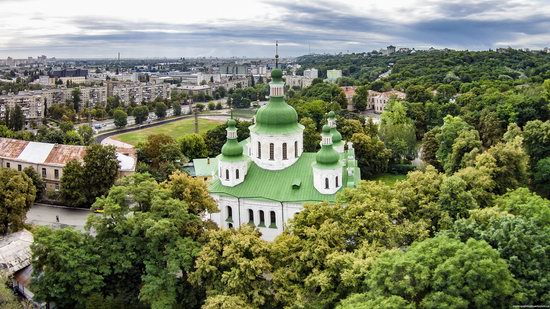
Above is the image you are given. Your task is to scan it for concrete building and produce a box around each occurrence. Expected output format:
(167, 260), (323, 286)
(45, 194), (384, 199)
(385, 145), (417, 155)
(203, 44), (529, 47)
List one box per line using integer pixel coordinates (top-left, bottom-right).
(367, 90), (406, 113)
(175, 85), (213, 97)
(285, 75), (314, 89)
(341, 86), (356, 111)
(108, 81), (171, 105)
(0, 138), (136, 192)
(303, 68), (319, 79)
(326, 69), (342, 82)
(0, 91), (45, 127)
(206, 68), (360, 241)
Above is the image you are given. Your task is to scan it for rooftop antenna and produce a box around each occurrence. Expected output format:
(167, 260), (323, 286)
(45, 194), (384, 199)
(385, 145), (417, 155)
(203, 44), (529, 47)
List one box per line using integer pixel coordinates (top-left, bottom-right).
(275, 40), (279, 69)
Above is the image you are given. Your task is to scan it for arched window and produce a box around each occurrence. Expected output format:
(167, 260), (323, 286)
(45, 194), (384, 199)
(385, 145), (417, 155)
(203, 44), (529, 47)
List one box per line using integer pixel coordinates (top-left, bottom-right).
(336, 176), (339, 187)
(226, 206), (233, 221)
(259, 210), (265, 227)
(325, 177), (329, 189)
(257, 141), (261, 159)
(248, 209), (254, 225)
(295, 141), (298, 158)
(282, 143), (288, 160)
(236, 169), (240, 179)
(270, 211), (277, 228)
(228, 223), (233, 228)
(225, 169), (229, 180)
(269, 143), (274, 160)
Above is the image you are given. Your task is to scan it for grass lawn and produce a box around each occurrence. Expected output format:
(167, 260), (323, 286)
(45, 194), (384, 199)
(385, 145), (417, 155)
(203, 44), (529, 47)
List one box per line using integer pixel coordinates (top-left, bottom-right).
(112, 118), (223, 145)
(231, 108), (258, 119)
(371, 173), (407, 186)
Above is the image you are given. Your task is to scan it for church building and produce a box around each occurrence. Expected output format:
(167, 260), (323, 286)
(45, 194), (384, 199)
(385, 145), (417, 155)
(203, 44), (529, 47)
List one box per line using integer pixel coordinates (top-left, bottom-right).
(207, 60), (360, 241)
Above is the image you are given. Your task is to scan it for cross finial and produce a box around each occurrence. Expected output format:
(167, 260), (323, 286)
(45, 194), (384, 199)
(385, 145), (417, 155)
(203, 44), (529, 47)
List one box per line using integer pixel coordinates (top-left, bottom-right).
(275, 40), (279, 68)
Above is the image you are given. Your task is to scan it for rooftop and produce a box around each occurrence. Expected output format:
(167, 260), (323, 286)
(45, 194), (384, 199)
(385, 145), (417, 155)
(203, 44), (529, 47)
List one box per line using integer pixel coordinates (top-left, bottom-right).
(0, 230), (33, 275)
(209, 152), (360, 203)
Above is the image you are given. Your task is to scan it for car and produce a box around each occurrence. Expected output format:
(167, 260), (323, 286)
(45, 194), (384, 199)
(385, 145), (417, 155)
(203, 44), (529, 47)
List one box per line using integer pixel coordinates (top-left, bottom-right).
(93, 208), (104, 213)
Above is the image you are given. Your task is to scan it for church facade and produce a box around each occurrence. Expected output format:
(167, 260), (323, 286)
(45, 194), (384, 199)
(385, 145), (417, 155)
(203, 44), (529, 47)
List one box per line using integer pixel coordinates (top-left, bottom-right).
(207, 67), (360, 241)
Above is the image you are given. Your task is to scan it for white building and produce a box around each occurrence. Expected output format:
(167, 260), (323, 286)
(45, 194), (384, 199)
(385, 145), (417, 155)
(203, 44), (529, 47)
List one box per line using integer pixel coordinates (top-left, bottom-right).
(204, 68), (360, 241)
(367, 90), (406, 113)
(326, 69), (342, 82)
(303, 68), (318, 79)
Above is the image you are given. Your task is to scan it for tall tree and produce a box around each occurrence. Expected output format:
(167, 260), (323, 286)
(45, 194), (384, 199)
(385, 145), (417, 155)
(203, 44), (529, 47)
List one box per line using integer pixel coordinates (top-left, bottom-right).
(60, 160), (87, 207)
(72, 88), (82, 114)
(300, 117), (320, 152)
(83, 144), (119, 204)
(0, 168), (36, 234)
(350, 133), (391, 178)
(133, 105), (149, 125)
(113, 109), (128, 128)
(177, 133), (208, 160)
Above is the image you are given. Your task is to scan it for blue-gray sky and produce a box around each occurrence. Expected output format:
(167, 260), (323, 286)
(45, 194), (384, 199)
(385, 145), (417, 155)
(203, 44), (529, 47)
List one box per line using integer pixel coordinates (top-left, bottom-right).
(0, 0), (548, 58)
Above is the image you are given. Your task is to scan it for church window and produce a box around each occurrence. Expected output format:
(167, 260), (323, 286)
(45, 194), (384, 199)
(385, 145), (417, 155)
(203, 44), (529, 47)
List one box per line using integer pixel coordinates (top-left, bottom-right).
(226, 206), (233, 222)
(248, 209), (254, 225)
(269, 143), (274, 160)
(325, 177), (329, 189)
(269, 211), (277, 228)
(228, 223), (233, 228)
(336, 176), (339, 187)
(259, 210), (265, 227)
(236, 169), (240, 179)
(225, 169), (229, 180)
(295, 141), (298, 158)
(282, 143), (288, 160)
(257, 142), (261, 159)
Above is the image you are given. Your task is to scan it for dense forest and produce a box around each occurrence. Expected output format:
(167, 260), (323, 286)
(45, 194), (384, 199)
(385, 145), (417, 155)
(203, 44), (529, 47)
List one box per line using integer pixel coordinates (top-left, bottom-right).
(5, 49), (549, 308)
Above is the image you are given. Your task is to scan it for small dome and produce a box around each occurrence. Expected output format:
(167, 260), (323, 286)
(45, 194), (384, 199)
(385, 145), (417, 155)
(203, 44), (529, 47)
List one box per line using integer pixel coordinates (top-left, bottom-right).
(316, 145), (340, 165)
(221, 139), (243, 157)
(227, 118), (237, 127)
(331, 128), (343, 144)
(328, 111), (335, 118)
(271, 68), (283, 79)
(322, 124), (331, 134)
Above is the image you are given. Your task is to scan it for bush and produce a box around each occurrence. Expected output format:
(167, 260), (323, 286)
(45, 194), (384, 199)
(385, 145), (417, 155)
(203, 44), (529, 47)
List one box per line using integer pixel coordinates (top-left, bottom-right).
(389, 163), (417, 175)
(208, 102), (216, 110)
(196, 103), (205, 112)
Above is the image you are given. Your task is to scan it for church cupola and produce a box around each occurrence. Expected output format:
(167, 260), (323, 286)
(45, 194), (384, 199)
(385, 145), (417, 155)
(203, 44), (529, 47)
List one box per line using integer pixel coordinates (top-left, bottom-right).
(248, 43), (305, 171)
(312, 125), (343, 195)
(218, 118), (248, 187)
(327, 111), (345, 153)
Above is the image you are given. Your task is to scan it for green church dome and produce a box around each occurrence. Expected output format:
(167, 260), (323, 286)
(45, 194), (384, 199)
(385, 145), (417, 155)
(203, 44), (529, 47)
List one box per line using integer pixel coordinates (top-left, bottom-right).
(255, 97), (299, 128)
(221, 119), (243, 158)
(328, 111), (335, 118)
(327, 111), (342, 143)
(316, 125), (340, 166)
(271, 68), (283, 80)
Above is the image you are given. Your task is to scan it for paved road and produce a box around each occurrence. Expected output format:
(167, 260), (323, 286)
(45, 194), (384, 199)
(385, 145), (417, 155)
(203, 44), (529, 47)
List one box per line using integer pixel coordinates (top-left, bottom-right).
(26, 203), (93, 231)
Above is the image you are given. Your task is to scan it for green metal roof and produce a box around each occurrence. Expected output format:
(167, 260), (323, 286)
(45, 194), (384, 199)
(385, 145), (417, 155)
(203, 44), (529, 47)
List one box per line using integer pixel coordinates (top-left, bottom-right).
(193, 158), (218, 177)
(254, 97), (300, 133)
(209, 153), (359, 203)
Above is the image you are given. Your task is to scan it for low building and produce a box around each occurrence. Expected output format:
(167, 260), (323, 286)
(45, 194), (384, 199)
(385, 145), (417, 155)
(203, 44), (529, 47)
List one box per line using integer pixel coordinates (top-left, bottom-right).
(367, 90), (406, 113)
(341, 86), (356, 111)
(326, 69), (342, 82)
(190, 157), (218, 181)
(176, 85), (213, 97)
(303, 68), (318, 79)
(285, 75), (314, 89)
(0, 138), (136, 192)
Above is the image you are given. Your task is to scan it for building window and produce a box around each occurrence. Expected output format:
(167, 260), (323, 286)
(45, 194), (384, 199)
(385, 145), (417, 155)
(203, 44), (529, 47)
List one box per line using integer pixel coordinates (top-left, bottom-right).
(226, 206), (233, 222)
(6, 163), (10, 168)
(295, 141), (298, 158)
(257, 142), (261, 159)
(259, 210), (265, 227)
(269, 211), (277, 228)
(248, 209), (254, 225)
(18, 164), (22, 171)
(228, 223), (233, 228)
(54, 169), (59, 180)
(42, 168), (46, 178)
(336, 176), (339, 187)
(236, 169), (240, 179)
(269, 143), (274, 160)
(282, 143), (287, 160)
(325, 177), (329, 189)
(55, 183), (60, 191)
(225, 169), (229, 180)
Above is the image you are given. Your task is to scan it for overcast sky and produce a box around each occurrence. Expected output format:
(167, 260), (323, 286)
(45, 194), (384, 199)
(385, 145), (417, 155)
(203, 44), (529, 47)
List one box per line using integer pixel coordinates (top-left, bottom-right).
(0, 0), (549, 58)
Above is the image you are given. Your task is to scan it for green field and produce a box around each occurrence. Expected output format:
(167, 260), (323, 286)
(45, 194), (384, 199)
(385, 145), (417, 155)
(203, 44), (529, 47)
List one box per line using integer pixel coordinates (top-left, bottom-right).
(371, 173), (407, 186)
(112, 118), (223, 145)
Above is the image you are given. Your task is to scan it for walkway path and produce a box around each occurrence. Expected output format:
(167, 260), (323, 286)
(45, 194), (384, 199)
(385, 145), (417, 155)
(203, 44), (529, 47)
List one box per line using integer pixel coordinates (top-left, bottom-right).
(26, 203), (93, 232)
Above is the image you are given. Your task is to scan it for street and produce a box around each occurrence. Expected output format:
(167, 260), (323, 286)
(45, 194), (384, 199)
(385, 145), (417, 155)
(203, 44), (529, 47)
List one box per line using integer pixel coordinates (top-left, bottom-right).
(26, 203), (93, 231)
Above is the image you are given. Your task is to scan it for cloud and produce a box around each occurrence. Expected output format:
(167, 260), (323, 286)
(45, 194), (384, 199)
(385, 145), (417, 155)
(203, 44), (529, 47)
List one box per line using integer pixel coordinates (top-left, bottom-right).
(0, 0), (548, 57)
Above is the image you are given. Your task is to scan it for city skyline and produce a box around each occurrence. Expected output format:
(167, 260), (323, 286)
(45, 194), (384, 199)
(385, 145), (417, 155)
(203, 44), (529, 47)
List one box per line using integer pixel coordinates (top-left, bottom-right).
(0, 0), (549, 58)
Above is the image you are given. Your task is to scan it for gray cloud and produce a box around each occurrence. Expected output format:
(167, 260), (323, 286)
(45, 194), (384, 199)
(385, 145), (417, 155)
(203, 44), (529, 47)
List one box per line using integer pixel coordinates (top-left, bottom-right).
(0, 0), (549, 57)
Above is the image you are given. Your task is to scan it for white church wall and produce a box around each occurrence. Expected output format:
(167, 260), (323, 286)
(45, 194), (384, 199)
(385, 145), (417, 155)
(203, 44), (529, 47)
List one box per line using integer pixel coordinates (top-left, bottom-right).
(249, 130), (304, 171)
(313, 166), (343, 195)
(218, 160), (248, 187)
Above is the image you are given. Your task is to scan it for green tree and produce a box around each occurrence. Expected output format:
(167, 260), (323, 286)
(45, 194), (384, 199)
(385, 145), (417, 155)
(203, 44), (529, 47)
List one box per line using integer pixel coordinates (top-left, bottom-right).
(163, 171), (218, 215)
(445, 129), (482, 173)
(11, 105), (25, 131)
(351, 133), (391, 178)
(533, 157), (550, 197)
(172, 102), (182, 116)
(72, 88), (82, 114)
(379, 100), (417, 163)
(155, 102), (167, 118)
(190, 226), (272, 307)
(421, 127), (443, 171)
(78, 125), (94, 145)
(0, 168), (36, 234)
(436, 115), (473, 170)
(23, 166), (45, 201)
(133, 105), (149, 125)
(113, 109), (128, 128)
(202, 294), (253, 309)
(523, 120), (550, 163)
(338, 119), (365, 141)
(405, 84), (432, 103)
(60, 160), (87, 207)
(0, 272), (23, 309)
(177, 133), (208, 160)
(83, 144), (120, 205)
(300, 117), (321, 152)
(352, 85), (368, 111)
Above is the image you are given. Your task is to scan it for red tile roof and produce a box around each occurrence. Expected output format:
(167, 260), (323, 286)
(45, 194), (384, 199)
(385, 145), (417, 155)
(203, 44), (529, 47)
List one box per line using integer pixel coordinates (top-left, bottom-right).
(0, 138), (29, 159)
(44, 144), (86, 165)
